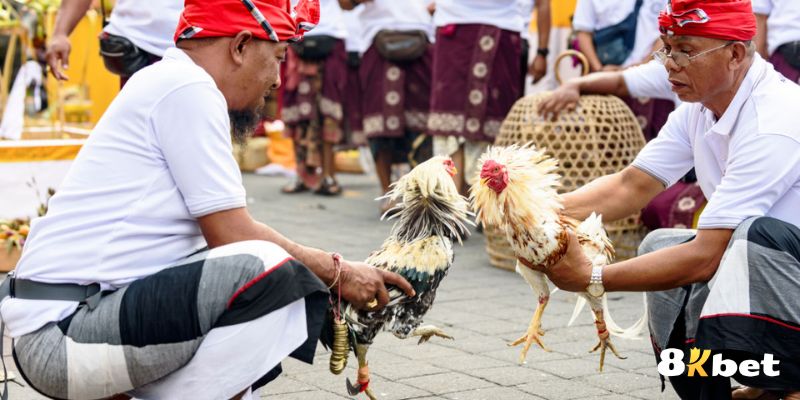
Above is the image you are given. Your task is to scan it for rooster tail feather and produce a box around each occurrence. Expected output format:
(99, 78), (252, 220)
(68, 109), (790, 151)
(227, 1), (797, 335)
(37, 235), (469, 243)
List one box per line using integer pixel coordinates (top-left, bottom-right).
(601, 293), (649, 340)
(568, 294), (587, 326)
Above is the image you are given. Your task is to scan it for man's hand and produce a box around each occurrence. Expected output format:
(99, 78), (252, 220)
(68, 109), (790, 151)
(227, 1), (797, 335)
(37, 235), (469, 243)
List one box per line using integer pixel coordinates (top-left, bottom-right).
(46, 34), (71, 80)
(518, 230), (592, 292)
(529, 53), (547, 83)
(338, 260), (416, 310)
(537, 82), (580, 121)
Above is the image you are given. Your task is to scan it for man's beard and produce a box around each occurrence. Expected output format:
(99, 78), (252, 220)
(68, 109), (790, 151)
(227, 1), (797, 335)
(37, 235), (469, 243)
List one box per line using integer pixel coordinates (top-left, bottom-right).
(229, 106), (264, 145)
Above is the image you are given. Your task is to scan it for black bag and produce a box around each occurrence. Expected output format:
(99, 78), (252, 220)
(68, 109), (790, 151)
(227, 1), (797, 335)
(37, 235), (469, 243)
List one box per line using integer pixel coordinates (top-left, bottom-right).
(373, 30), (428, 63)
(98, 32), (154, 77)
(593, 0), (643, 66)
(291, 35), (339, 61)
(778, 41), (800, 70)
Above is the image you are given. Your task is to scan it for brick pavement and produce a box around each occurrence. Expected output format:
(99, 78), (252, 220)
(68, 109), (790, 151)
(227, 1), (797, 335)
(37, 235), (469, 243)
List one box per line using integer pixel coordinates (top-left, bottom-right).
(3, 172), (680, 399)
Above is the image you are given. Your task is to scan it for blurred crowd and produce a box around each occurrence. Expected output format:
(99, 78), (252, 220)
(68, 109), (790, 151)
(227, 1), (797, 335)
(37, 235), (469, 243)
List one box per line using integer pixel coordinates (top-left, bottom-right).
(40, 0), (800, 224)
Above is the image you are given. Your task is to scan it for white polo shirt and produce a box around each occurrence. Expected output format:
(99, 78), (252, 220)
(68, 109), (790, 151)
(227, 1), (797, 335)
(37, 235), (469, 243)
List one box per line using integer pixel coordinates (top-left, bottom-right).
(104, 0), (183, 57)
(572, 0), (664, 66)
(622, 60), (681, 104)
(434, 0), (525, 33)
(632, 55), (800, 230)
(752, 0), (800, 55)
(1, 48), (247, 338)
(358, 0), (434, 50)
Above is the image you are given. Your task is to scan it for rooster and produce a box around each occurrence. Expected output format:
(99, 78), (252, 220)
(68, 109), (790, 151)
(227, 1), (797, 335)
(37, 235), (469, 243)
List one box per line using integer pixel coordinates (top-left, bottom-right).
(325, 156), (472, 399)
(470, 144), (646, 371)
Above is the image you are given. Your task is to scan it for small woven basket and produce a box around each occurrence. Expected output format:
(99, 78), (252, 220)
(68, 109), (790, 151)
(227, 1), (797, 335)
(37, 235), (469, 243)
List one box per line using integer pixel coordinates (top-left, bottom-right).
(485, 51), (648, 271)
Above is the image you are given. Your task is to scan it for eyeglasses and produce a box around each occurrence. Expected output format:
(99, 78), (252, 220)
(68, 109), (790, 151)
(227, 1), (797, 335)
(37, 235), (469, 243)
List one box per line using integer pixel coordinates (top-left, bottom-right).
(653, 41), (734, 67)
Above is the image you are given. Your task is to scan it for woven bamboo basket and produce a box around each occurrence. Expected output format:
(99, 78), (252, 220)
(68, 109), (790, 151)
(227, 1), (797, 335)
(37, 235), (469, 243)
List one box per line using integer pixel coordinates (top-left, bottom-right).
(485, 51), (648, 271)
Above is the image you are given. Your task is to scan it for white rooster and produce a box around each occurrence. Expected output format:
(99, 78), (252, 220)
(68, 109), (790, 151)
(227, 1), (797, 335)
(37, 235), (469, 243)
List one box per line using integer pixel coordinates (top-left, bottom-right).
(470, 144), (647, 371)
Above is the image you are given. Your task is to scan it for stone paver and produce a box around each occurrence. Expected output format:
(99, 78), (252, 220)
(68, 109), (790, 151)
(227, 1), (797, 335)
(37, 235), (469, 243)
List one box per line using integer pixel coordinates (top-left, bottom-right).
(5, 173), (678, 399)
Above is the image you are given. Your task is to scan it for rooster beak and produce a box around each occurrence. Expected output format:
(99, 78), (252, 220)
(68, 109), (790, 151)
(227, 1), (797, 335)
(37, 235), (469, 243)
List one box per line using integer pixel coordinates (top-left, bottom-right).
(449, 166), (458, 177)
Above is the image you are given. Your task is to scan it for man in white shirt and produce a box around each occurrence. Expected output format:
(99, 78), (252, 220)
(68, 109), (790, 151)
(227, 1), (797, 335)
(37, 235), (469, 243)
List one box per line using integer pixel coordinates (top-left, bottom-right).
(753, 0), (800, 83)
(46, 0), (183, 86)
(522, 0), (800, 398)
(5, 1), (413, 399)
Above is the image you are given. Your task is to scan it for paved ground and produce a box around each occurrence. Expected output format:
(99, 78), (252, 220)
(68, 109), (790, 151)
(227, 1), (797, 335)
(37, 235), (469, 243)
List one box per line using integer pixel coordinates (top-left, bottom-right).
(3, 172), (680, 399)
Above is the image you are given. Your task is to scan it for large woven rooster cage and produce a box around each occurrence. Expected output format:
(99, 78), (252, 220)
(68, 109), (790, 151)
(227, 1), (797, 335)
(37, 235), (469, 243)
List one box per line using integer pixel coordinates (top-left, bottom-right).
(485, 51), (649, 271)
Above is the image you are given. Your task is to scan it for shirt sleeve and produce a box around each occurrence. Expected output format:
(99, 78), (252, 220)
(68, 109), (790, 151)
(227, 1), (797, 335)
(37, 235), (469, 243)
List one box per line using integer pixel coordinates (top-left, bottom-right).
(151, 82), (247, 217)
(697, 133), (800, 229)
(631, 104), (694, 187)
(572, 0), (597, 32)
(751, 0), (773, 15)
(622, 60), (679, 103)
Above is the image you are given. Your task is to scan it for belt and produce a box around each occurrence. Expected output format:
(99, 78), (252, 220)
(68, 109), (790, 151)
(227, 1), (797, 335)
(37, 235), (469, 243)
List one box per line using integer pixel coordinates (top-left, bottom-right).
(0, 272), (103, 400)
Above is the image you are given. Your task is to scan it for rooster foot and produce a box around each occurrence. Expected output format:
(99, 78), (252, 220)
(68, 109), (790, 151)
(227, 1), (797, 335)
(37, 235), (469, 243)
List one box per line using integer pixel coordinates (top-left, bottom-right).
(411, 325), (454, 345)
(508, 325), (550, 364)
(346, 378), (377, 400)
(589, 337), (626, 372)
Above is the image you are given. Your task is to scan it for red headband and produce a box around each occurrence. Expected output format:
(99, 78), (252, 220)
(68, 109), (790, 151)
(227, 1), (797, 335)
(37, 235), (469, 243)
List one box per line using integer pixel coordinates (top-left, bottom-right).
(658, 0), (756, 41)
(174, 0), (320, 43)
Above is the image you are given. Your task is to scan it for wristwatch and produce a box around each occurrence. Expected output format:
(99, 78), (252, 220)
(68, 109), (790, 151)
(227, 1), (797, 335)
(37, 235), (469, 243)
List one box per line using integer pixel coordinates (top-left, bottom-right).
(536, 48), (550, 57)
(586, 265), (605, 298)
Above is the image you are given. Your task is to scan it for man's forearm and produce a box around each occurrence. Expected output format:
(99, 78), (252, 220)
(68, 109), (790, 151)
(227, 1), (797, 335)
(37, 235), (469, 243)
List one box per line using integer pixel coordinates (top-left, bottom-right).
(53, 0), (94, 37)
(562, 168), (661, 222)
(604, 229), (731, 291)
(536, 1), (551, 51)
(576, 31), (603, 71)
(566, 71), (630, 97)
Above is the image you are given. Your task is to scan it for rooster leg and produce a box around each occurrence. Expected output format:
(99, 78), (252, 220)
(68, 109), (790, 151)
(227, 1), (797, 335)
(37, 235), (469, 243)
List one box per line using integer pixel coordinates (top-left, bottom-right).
(508, 293), (551, 364)
(345, 344), (377, 400)
(588, 307), (626, 372)
(411, 325), (454, 345)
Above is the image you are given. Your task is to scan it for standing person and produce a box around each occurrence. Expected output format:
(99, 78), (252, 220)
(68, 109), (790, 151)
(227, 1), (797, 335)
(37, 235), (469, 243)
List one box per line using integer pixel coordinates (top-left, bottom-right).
(339, 0), (435, 214)
(281, 0), (349, 196)
(572, 0), (673, 141)
(46, 0), (183, 87)
(753, 0), (800, 83)
(342, 6), (367, 148)
(3, 1), (414, 399)
(428, 0), (548, 195)
(522, 0), (800, 398)
(518, 0), (552, 92)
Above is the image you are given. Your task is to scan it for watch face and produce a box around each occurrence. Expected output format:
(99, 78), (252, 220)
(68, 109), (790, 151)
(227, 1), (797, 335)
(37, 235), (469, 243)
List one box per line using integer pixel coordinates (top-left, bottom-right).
(587, 283), (604, 297)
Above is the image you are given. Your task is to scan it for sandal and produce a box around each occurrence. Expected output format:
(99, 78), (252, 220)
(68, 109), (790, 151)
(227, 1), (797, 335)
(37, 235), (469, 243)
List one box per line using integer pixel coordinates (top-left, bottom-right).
(314, 176), (342, 196)
(281, 178), (310, 194)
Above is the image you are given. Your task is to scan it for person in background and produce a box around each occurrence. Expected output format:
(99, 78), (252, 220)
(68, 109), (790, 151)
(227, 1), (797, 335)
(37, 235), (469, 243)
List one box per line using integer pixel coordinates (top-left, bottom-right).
(339, 0), (435, 214)
(572, 0), (672, 141)
(46, 0), (183, 87)
(281, 0), (349, 196)
(342, 6), (367, 149)
(753, 0), (800, 83)
(427, 0), (547, 195)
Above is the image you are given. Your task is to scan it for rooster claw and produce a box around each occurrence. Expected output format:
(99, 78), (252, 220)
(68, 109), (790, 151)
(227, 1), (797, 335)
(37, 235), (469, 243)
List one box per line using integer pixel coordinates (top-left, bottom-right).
(589, 338), (626, 372)
(346, 378), (377, 400)
(411, 325), (454, 345)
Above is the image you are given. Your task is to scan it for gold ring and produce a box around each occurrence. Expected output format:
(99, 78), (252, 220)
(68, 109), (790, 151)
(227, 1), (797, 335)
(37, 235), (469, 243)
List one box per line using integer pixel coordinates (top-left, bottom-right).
(366, 299), (378, 309)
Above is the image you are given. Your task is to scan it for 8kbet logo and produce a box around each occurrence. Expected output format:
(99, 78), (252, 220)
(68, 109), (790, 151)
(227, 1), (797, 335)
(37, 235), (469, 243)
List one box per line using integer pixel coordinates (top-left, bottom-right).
(658, 348), (781, 378)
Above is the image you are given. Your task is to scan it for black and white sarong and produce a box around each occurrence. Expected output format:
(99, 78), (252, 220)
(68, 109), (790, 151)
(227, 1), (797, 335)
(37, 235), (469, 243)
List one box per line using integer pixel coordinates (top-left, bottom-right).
(12, 240), (328, 400)
(644, 217), (800, 397)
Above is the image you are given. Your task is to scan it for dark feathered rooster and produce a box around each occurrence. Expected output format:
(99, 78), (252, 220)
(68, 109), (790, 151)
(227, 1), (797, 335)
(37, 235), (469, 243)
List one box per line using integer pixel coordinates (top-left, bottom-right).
(325, 156), (472, 399)
(470, 144), (647, 371)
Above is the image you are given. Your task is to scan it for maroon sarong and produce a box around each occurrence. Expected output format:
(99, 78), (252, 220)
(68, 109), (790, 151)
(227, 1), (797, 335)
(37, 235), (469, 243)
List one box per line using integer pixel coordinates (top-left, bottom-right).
(282, 39), (348, 144)
(345, 59), (365, 146)
(428, 24), (522, 142)
(359, 44), (432, 139)
(769, 50), (800, 84)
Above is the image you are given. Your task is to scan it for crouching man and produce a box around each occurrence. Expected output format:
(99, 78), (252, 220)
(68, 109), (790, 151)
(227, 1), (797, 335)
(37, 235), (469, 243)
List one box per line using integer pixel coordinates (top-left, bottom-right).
(0, 0), (412, 399)
(523, 0), (800, 398)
